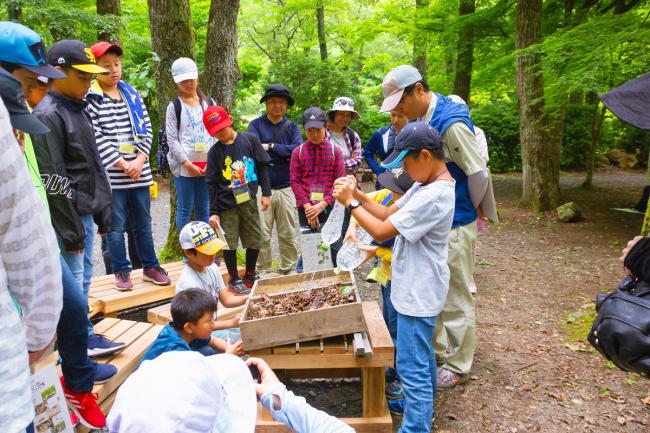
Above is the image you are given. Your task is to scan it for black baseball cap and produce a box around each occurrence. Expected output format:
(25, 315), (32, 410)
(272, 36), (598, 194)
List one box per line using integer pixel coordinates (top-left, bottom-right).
(302, 107), (326, 129)
(0, 22), (66, 79)
(378, 169), (415, 195)
(260, 84), (295, 106)
(381, 121), (442, 169)
(47, 40), (109, 75)
(0, 67), (48, 134)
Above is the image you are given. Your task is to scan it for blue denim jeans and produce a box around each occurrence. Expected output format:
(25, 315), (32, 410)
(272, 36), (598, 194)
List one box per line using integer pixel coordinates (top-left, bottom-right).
(174, 175), (209, 230)
(59, 214), (94, 335)
(107, 187), (159, 272)
(382, 281), (398, 378)
(396, 313), (437, 433)
(58, 256), (95, 393)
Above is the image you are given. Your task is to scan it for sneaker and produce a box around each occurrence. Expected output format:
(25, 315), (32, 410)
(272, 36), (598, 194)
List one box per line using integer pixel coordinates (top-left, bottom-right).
(68, 410), (79, 427)
(93, 362), (117, 384)
(387, 398), (405, 416)
(143, 266), (171, 286)
(230, 277), (251, 295)
(114, 271), (133, 291)
(436, 367), (468, 389)
(365, 267), (379, 283)
(87, 334), (127, 358)
(385, 376), (404, 400)
(244, 272), (260, 289)
(60, 377), (106, 429)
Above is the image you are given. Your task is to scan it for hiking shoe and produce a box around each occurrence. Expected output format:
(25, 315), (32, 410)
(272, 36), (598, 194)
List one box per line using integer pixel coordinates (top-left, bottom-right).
(387, 398), (405, 416)
(143, 266), (171, 286)
(436, 367), (468, 389)
(230, 277), (251, 295)
(244, 272), (260, 289)
(60, 377), (106, 429)
(114, 271), (133, 291)
(365, 267), (379, 283)
(87, 334), (127, 358)
(385, 376), (404, 400)
(93, 362), (117, 384)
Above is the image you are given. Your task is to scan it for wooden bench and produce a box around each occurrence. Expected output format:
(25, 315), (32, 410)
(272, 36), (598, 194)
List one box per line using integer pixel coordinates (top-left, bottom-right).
(250, 302), (394, 433)
(66, 318), (163, 433)
(87, 261), (237, 317)
(147, 272), (282, 325)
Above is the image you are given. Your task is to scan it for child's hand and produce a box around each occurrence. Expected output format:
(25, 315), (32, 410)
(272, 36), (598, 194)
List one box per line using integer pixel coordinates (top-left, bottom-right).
(260, 196), (270, 212)
(358, 244), (378, 262)
(245, 357), (281, 399)
(333, 176), (356, 205)
(229, 314), (241, 327)
(226, 338), (245, 356)
(344, 224), (358, 244)
(209, 214), (220, 231)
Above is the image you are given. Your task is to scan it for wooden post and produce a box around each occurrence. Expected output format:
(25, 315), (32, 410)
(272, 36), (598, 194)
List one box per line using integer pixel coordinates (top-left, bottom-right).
(361, 367), (386, 417)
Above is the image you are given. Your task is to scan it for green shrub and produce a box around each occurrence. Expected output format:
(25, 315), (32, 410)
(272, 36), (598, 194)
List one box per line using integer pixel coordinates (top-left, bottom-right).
(561, 104), (594, 170)
(471, 101), (521, 173)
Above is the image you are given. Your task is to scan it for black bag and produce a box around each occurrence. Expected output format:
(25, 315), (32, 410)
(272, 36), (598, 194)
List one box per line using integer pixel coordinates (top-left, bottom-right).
(588, 276), (650, 375)
(156, 92), (215, 175)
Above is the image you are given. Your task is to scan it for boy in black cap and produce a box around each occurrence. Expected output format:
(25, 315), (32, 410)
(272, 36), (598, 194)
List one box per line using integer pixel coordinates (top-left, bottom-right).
(30, 38), (123, 429)
(333, 121), (455, 430)
(247, 84), (302, 274)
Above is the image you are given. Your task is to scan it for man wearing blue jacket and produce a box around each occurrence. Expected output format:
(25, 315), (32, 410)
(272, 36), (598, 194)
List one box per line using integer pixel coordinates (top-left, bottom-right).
(248, 84), (303, 274)
(363, 110), (408, 189)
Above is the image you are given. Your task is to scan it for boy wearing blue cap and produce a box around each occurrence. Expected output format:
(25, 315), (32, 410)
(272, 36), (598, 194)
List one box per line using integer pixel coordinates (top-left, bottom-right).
(333, 121), (455, 432)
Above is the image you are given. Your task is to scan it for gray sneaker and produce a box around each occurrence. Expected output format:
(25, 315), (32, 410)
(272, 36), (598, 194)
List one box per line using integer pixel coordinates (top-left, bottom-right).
(436, 367), (468, 389)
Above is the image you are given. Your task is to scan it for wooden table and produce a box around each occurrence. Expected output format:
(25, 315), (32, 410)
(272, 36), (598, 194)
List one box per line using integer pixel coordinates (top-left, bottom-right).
(251, 301), (394, 433)
(87, 261), (237, 317)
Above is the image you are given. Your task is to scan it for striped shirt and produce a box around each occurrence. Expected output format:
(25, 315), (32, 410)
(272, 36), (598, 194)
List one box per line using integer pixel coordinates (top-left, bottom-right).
(0, 97), (62, 433)
(87, 85), (154, 189)
(289, 140), (345, 207)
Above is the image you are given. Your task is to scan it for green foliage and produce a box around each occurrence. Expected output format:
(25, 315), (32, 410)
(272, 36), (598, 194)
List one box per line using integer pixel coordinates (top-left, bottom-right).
(471, 101), (521, 173)
(561, 104), (594, 170)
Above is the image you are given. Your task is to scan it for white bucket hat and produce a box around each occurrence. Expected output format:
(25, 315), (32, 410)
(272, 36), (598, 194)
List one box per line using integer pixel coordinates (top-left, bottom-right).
(171, 57), (199, 83)
(326, 96), (360, 122)
(107, 351), (257, 433)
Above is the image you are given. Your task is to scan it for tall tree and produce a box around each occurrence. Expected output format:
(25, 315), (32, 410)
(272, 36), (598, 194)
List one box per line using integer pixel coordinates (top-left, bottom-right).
(413, 0), (429, 75)
(515, 0), (559, 212)
(96, 0), (121, 42)
(204, 0), (241, 111)
(148, 0), (195, 258)
(316, 2), (327, 60)
(7, 0), (22, 21)
(452, 0), (475, 103)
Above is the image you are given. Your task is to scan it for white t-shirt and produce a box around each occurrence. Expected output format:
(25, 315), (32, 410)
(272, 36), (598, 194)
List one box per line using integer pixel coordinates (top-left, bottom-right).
(330, 131), (351, 159)
(176, 263), (226, 312)
(388, 180), (455, 317)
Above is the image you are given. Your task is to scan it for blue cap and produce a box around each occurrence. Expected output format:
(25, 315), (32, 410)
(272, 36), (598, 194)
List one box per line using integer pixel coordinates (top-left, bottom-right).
(380, 121), (442, 169)
(0, 22), (66, 79)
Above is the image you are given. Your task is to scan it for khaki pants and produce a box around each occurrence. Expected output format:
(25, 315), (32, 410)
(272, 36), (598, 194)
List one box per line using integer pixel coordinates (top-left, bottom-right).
(257, 187), (299, 273)
(434, 221), (478, 375)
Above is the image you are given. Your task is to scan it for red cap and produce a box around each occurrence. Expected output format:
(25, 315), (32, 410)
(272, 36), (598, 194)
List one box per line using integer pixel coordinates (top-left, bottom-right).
(203, 106), (233, 136)
(91, 41), (123, 59)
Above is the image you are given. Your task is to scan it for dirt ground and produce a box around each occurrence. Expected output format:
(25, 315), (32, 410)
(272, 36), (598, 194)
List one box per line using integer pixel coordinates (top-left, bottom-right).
(99, 169), (650, 432)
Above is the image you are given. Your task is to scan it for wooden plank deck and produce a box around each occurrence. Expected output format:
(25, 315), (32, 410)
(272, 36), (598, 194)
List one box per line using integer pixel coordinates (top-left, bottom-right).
(88, 261), (240, 316)
(75, 318), (163, 433)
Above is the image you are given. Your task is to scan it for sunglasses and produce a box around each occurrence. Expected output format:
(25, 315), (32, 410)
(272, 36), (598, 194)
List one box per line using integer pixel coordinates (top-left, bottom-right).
(336, 98), (355, 107)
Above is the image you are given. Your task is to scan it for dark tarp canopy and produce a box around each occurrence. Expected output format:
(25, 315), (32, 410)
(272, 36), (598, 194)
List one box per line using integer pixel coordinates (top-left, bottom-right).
(599, 72), (650, 130)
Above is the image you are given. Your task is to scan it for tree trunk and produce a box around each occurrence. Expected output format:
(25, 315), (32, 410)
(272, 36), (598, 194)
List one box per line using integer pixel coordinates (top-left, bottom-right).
(97, 0), (122, 42)
(515, 0), (559, 212)
(148, 0), (195, 260)
(8, 0), (22, 21)
(204, 0), (241, 111)
(316, 3), (327, 61)
(452, 0), (475, 104)
(583, 92), (606, 188)
(413, 0), (429, 75)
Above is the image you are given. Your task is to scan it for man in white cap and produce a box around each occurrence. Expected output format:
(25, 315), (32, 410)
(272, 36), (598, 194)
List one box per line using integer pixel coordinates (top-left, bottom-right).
(107, 351), (354, 433)
(380, 65), (490, 389)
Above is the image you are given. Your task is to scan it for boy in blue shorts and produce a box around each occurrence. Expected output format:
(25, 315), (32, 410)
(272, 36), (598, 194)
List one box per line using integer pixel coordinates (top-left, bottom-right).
(333, 122), (455, 432)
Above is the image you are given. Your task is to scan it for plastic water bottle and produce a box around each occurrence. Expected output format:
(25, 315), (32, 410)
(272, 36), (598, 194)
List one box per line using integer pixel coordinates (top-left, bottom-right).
(320, 201), (346, 245)
(336, 227), (372, 271)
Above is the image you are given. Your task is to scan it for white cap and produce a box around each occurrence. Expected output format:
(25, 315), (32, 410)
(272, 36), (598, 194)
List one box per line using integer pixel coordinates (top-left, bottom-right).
(171, 57), (199, 83)
(107, 352), (257, 433)
(379, 65), (423, 113)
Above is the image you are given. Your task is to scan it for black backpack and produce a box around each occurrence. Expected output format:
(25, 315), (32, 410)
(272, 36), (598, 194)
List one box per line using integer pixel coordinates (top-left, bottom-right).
(588, 276), (650, 375)
(156, 91), (215, 175)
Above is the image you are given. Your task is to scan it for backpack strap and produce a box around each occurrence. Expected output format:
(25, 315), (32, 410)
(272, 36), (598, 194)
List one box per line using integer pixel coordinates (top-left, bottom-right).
(173, 97), (182, 131)
(347, 128), (356, 152)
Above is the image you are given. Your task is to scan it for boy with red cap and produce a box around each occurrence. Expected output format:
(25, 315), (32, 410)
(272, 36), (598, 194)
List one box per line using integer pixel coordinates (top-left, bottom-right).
(203, 106), (271, 295)
(86, 41), (170, 291)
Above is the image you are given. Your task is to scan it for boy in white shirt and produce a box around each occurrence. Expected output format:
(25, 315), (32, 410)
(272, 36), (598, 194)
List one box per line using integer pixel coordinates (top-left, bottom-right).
(333, 121), (455, 432)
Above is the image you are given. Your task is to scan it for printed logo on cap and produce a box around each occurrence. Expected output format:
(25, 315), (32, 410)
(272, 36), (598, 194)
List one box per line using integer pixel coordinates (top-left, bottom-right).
(28, 42), (47, 66)
(207, 112), (222, 124)
(309, 114), (316, 119)
(84, 48), (96, 63)
(57, 57), (65, 65)
(189, 223), (217, 247)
